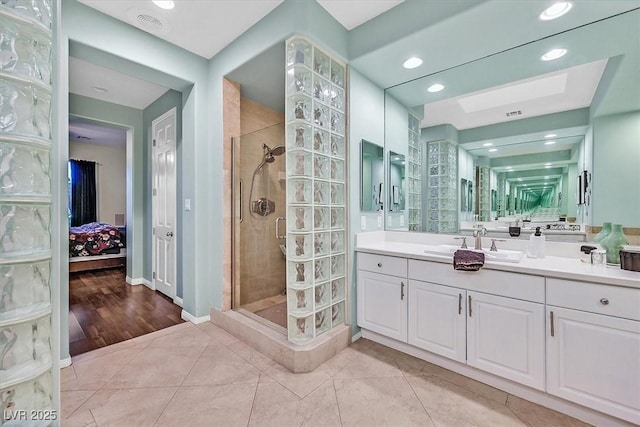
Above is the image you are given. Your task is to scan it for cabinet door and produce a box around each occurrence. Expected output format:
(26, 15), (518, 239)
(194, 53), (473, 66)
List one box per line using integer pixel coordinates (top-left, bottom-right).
(547, 306), (640, 425)
(467, 291), (545, 390)
(408, 280), (466, 363)
(357, 270), (407, 342)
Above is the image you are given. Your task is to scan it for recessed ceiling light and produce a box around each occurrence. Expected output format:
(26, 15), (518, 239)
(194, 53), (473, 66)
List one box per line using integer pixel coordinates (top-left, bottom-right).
(541, 48), (567, 61)
(403, 57), (423, 69)
(544, 134), (557, 138)
(427, 83), (444, 93)
(540, 2), (573, 21)
(545, 140), (557, 145)
(153, 0), (175, 9)
(92, 86), (108, 93)
(488, 148), (498, 152)
(483, 142), (493, 147)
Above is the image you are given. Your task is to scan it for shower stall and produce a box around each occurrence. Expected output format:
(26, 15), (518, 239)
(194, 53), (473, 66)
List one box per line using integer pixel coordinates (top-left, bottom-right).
(231, 36), (347, 345)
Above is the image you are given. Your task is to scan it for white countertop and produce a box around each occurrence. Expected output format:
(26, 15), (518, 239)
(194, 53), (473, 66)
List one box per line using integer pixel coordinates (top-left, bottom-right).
(356, 240), (640, 289)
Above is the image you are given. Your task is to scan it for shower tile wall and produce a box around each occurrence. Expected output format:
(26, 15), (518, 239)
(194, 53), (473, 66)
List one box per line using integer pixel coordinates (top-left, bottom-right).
(238, 98), (286, 305)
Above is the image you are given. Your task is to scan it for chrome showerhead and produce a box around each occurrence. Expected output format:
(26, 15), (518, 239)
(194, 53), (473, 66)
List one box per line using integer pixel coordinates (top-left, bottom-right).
(269, 145), (286, 156)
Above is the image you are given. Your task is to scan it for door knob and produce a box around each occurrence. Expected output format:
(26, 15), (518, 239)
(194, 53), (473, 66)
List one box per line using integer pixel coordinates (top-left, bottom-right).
(166, 231), (174, 237)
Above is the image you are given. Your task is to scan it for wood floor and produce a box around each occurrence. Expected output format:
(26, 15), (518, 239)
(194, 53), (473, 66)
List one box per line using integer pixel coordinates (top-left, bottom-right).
(69, 267), (184, 356)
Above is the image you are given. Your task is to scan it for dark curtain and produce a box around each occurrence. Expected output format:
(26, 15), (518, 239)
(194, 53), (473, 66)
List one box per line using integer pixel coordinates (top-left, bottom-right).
(70, 159), (97, 226)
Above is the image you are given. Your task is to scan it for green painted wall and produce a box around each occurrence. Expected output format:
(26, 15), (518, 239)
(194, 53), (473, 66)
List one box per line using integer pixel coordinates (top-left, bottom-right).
(142, 90), (183, 298)
(348, 68), (386, 335)
(592, 111), (640, 226)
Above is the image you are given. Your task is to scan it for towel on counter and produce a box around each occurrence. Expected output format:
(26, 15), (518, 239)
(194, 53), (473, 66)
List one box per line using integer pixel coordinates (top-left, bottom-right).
(453, 250), (485, 271)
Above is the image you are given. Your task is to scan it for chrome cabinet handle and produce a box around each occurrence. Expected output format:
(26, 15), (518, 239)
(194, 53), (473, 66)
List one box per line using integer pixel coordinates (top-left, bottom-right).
(600, 298), (609, 305)
(458, 293), (462, 315)
(275, 217), (286, 239)
(550, 311), (555, 337)
(400, 282), (405, 300)
(468, 295), (472, 317)
(377, 262), (382, 268)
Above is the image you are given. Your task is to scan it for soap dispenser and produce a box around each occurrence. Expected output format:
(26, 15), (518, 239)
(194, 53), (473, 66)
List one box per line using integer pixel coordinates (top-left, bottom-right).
(527, 227), (546, 258)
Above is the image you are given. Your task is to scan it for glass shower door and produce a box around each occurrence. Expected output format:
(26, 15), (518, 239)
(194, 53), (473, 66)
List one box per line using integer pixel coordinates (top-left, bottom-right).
(232, 124), (287, 329)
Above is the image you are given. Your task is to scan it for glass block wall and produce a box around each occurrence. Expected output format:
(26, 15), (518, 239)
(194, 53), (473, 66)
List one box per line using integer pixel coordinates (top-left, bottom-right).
(477, 166), (491, 221)
(497, 173), (506, 218)
(407, 114), (422, 231)
(0, 0), (55, 420)
(426, 141), (457, 233)
(284, 37), (346, 343)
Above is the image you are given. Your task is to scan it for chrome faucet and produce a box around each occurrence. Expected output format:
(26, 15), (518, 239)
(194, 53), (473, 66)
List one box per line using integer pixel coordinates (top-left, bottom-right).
(473, 225), (486, 250)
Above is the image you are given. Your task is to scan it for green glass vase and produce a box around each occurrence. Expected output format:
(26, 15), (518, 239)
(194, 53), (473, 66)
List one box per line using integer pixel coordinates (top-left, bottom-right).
(600, 224), (628, 264)
(593, 222), (611, 244)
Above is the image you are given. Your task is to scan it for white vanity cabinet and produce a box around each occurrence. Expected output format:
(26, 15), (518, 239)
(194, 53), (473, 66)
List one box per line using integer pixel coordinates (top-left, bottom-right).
(407, 280), (466, 363)
(546, 278), (640, 425)
(467, 291), (545, 390)
(357, 253), (408, 342)
(408, 260), (546, 390)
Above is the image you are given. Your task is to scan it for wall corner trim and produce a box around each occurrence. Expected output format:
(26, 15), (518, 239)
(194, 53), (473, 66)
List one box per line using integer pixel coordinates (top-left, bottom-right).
(173, 297), (184, 307)
(59, 357), (72, 369)
(181, 310), (210, 324)
(126, 276), (154, 290)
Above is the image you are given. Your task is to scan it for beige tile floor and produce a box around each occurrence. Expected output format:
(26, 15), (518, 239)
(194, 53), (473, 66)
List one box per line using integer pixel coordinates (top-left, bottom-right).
(61, 322), (591, 427)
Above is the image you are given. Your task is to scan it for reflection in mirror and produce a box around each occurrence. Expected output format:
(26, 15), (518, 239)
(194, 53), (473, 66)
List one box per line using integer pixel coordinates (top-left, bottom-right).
(360, 140), (383, 212)
(384, 9), (639, 239)
(389, 152), (405, 211)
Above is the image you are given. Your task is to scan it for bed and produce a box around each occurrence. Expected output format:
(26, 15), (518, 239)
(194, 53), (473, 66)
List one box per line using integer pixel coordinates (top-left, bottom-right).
(68, 222), (126, 272)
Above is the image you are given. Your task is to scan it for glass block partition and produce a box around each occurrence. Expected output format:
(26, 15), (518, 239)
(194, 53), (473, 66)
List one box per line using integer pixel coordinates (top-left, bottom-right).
(426, 141), (457, 233)
(0, 0), (55, 420)
(407, 115), (422, 231)
(476, 165), (491, 221)
(285, 37), (346, 343)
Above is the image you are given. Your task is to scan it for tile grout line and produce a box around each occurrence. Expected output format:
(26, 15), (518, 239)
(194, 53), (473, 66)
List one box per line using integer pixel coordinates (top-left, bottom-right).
(150, 386), (181, 427)
(399, 366), (438, 427)
(245, 376), (261, 427)
(331, 378), (345, 427)
(61, 389), (98, 422)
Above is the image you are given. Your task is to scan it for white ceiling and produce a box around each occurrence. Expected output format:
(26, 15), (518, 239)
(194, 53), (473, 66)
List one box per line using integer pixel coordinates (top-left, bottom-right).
(422, 60), (608, 130)
(69, 115), (128, 147)
(317, 0), (404, 30)
(78, 0), (403, 59)
(69, 57), (169, 109)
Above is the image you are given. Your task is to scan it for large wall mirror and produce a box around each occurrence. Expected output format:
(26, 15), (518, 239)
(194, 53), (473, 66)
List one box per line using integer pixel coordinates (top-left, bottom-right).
(383, 8), (639, 236)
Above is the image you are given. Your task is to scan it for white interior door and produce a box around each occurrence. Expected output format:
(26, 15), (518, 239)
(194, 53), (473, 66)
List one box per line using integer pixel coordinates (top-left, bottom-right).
(152, 108), (177, 299)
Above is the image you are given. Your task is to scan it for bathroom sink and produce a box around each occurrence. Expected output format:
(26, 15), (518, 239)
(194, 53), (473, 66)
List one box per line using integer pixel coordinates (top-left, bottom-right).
(423, 245), (524, 263)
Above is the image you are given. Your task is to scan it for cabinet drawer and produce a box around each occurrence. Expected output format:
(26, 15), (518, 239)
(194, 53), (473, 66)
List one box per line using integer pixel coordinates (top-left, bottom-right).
(408, 259), (544, 303)
(547, 278), (640, 321)
(357, 252), (407, 277)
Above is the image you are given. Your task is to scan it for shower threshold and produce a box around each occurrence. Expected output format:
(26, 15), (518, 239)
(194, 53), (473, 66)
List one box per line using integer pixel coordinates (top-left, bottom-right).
(237, 294), (287, 332)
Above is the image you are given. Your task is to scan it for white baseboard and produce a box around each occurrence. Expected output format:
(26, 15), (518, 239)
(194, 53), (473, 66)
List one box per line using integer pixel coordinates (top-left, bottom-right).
(181, 310), (210, 324)
(351, 331), (363, 342)
(59, 357), (72, 369)
(126, 276), (154, 290)
(173, 297), (183, 307)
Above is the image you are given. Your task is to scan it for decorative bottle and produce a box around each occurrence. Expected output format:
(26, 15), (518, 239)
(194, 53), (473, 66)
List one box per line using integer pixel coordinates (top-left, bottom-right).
(600, 224), (628, 265)
(593, 222), (611, 244)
